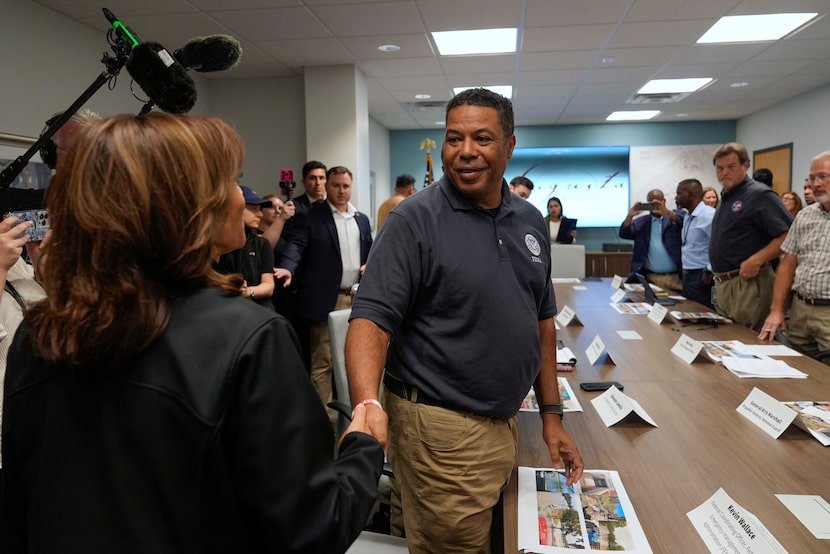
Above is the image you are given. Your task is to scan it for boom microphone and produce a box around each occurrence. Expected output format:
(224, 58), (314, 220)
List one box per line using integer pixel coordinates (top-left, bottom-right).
(103, 8), (197, 113)
(126, 42), (197, 114)
(174, 35), (243, 72)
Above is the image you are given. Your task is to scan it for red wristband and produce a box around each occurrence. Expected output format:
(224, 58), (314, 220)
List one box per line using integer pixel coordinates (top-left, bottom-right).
(352, 398), (383, 418)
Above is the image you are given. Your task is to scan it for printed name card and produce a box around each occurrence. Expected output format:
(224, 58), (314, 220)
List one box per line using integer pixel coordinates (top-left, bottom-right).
(671, 333), (708, 364)
(555, 305), (582, 327)
(610, 289), (627, 303)
(736, 387), (798, 440)
(776, 494), (830, 540)
(590, 386), (657, 427)
(585, 335), (615, 366)
(610, 274), (625, 289)
(647, 302), (668, 324)
(688, 489), (787, 554)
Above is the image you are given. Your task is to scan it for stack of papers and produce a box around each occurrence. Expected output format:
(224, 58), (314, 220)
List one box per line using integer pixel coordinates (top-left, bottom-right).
(721, 357), (808, 379)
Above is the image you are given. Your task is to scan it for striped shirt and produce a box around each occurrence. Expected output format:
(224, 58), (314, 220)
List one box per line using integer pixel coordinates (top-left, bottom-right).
(782, 202), (830, 299)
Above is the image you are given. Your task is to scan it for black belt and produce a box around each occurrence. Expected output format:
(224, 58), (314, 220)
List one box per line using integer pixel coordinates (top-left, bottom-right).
(383, 373), (454, 411)
(712, 269), (740, 283)
(796, 292), (830, 306)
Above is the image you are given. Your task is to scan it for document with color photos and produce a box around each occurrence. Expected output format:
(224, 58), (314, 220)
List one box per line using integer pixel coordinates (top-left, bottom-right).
(784, 401), (830, 446)
(521, 379), (583, 413)
(517, 467), (653, 553)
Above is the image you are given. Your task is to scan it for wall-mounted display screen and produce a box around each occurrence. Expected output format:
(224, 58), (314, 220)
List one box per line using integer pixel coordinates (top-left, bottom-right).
(506, 145), (630, 228)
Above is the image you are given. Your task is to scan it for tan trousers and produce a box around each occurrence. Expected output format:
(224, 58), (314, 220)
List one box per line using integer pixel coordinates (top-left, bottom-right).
(787, 296), (830, 357)
(385, 390), (518, 554)
(715, 264), (775, 331)
(309, 293), (352, 426)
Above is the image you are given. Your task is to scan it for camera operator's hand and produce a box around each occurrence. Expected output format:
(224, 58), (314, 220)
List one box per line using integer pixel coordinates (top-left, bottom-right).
(0, 217), (32, 273)
(280, 200), (295, 221)
(652, 198), (670, 216)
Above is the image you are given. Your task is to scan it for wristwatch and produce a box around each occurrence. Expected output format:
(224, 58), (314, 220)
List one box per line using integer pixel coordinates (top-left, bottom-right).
(249, 289), (255, 299)
(539, 403), (564, 419)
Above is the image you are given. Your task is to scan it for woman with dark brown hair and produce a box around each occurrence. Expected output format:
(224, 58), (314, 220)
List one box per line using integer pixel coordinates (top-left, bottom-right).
(1, 113), (382, 553)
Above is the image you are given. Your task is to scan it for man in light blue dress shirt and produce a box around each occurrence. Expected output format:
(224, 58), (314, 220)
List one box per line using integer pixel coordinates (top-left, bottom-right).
(676, 179), (716, 307)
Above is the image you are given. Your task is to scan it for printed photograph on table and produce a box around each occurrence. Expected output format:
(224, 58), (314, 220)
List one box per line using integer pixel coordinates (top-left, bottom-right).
(699, 340), (763, 362)
(518, 467), (653, 553)
(533, 471), (639, 551)
(579, 471), (635, 552)
(535, 470), (582, 549)
(784, 401), (830, 446)
(521, 379), (582, 413)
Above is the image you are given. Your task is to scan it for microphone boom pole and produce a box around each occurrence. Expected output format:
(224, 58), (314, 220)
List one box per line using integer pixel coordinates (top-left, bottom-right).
(0, 9), (133, 190)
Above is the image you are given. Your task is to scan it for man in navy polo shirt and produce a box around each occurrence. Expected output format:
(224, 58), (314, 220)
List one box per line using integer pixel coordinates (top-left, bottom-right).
(709, 142), (792, 330)
(345, 88), (584, 553)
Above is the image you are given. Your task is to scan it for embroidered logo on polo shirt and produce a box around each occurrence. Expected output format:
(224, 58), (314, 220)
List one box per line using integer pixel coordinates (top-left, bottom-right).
(525, 234), (541, 256)
(731, 201), (743, 212)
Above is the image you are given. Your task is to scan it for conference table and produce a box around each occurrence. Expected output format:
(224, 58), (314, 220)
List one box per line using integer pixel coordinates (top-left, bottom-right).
(500, 278), (830, 553)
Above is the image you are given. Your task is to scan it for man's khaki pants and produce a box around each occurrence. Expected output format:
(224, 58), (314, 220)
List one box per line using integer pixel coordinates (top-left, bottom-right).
(385, 390), (518, 554)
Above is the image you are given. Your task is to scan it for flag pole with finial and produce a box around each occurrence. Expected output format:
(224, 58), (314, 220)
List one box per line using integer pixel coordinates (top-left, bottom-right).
(420, 138), (437, 186)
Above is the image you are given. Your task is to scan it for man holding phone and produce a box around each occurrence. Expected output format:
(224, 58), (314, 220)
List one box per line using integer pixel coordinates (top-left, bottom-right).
(619, 189), (685, 292)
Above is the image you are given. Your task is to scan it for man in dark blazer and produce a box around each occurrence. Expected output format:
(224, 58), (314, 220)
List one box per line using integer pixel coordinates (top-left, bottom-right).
(619, 189), (684, 292)
(276, 166), (372, 425)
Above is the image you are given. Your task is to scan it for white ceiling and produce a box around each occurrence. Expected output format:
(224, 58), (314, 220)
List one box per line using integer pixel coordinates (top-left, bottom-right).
(33, 0), (830, 130)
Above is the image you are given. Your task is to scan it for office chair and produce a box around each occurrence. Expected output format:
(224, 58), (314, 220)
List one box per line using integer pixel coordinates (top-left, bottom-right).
(327, 309), (400, 540)
(328, 308), (359, 437)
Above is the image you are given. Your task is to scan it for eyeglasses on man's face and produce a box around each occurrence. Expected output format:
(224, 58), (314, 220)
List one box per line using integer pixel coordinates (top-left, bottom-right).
(807, 173), (830, 184)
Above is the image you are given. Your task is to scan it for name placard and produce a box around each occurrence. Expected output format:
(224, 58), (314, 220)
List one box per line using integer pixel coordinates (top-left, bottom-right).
(671, 334), (707, 364)
(585, 335), (615, 366)
(648, 302), (668, 324)
(736, 387), (798, 439)
(555, 305), (582, 327)
(590, 386), (657, 427)
(688, 488), (787, 554)
(610, 274), (624, 289)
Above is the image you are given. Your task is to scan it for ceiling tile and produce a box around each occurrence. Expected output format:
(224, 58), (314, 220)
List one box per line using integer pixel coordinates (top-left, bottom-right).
(359, 58), (445, 77)
(441, 55), (517, 74)
(417, 0), (523, 31)
(525, 0), (633, 27)
(608, 20), (718, 49)
(519, 50), (600, 72)
(523, 25), (616, 52)
(217, 7), (330, 41)
(340, 34), (435, 60)
(311, 2), (424, 37)
(257, 38), (354, 67)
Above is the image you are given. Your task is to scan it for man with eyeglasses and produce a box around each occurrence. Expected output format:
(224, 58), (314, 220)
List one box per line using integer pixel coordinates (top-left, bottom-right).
(709, 142), (792, 331)
(759, 152), (830, 355)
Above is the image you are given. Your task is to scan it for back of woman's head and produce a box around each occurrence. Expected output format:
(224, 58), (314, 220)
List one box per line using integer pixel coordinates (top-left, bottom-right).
(30, 112), (245, 369)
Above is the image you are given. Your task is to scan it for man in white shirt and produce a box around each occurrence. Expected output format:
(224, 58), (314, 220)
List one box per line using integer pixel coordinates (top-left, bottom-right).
(275, 167), (372, 424)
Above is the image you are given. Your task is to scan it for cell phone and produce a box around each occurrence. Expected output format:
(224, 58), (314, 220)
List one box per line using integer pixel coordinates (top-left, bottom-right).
(636, 202), (656, 211)
(5, 209), (49, 241)
(279, 168), (296, 200)
(579, 381), (624, 392)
